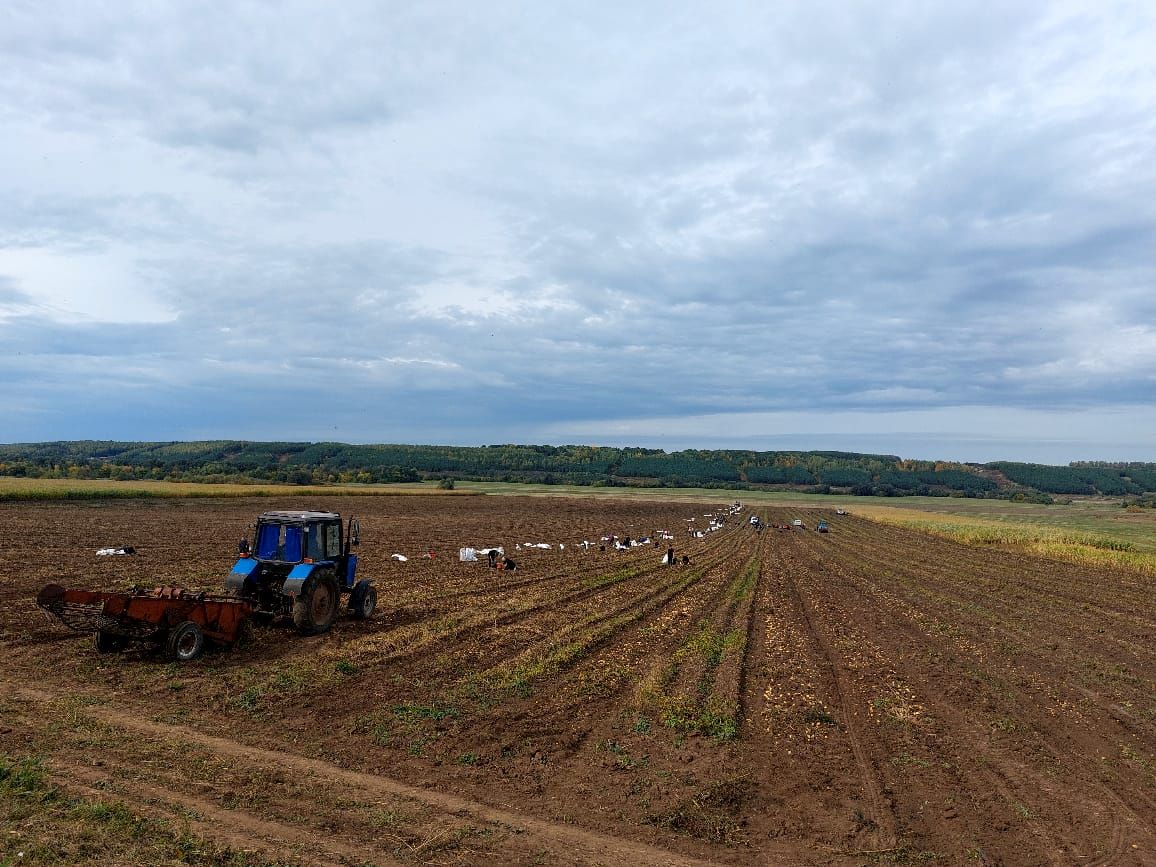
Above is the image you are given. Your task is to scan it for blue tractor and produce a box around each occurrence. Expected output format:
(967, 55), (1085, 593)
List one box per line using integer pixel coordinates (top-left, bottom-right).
(226, 511), (375, 635)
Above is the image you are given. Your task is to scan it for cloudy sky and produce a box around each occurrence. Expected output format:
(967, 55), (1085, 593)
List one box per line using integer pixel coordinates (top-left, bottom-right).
(1, 1), (1154, 463)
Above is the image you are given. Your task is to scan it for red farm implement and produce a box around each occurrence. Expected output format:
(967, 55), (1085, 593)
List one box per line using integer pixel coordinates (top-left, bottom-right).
(36, 583), (253, 662)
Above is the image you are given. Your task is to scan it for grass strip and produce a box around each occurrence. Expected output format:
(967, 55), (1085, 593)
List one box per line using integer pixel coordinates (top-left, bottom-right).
(0, 754), (282, 866)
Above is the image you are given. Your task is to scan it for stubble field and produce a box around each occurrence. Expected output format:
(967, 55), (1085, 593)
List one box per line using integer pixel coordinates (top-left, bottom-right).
(1, 495), (1154, 866)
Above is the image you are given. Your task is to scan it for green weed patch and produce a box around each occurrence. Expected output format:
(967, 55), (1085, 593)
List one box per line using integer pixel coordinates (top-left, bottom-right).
(0, 753), (280, 865)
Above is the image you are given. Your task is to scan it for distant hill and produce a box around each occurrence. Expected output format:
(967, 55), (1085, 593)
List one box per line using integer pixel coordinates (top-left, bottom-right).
(0, 441), (1153, 500)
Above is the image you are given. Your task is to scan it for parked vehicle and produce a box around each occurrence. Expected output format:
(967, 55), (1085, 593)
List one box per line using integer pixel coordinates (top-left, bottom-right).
(816, 520), (829, 533)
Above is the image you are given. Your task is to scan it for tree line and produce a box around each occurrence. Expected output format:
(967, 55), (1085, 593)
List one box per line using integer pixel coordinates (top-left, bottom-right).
(0, 441), (1152, 498)
(989, 462), (1156, 496)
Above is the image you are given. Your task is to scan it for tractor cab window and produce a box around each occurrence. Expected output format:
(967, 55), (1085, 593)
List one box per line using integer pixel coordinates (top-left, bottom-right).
(282, 526), (303, 561)
(255, 523), (280, 559)
(255, 523), (304, 562)
(306, 523), (326, 561)
(304, 522), (341, 560)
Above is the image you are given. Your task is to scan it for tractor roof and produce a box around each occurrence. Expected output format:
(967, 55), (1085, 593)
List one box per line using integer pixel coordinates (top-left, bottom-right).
(257, 510), (341, 523)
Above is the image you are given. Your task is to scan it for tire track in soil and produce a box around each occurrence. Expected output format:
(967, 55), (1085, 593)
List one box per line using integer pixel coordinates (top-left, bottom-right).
(811, 532), (1155, 863)
(805, 548), (1071, 863)
(831, 546), (1156, 825)
(800, 520), (1156, 864)
(1086, 815), (1129, 867)
(830, 518), (1156, 659)
(791, 522), (1061, 861)
(823, 520), (1156, 765)
(738, 530), (876, 853)
(816, 527), (1156, 764)
(775, 535), (898, 852)
(48, 759), (377, 867)
(10, 683), (723, 867)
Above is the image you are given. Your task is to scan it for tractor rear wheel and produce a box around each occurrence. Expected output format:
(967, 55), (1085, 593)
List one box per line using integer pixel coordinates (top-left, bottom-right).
(167, 621), (205, 662)
(349, 580), (377, 619)
(95, 630), (129, 653)
(293, 573), (339, 635)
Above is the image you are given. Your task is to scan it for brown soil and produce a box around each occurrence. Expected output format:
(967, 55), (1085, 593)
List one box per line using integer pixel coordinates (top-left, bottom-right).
(1, 495), (1154, 865)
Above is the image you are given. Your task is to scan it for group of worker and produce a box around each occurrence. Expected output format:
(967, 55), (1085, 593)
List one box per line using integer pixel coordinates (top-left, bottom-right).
(486, 548), (516, 571)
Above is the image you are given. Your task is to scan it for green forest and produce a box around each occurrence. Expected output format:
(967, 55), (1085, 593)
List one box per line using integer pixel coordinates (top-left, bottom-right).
(1, 441), (1153, 499)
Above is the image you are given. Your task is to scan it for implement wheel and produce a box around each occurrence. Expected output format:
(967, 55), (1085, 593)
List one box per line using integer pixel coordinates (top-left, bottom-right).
(167, 621), (205, 662)
(293, 573), (339, 635)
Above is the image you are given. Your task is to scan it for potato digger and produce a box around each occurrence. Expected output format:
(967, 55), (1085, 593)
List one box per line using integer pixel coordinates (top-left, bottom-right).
(37, 510), (376, 662)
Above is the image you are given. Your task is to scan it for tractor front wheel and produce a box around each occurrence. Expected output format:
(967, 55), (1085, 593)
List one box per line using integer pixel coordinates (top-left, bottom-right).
(349, 580), (377, 619)
(167, 621), (205, 662)
(293, 573), (339, 635)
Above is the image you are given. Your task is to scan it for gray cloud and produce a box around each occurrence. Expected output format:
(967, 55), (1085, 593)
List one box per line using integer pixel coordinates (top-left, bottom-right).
(1, 1), (1153, 459)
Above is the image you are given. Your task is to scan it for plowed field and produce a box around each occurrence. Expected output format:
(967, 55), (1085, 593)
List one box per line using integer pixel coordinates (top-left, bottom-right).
(1, 495), (1154, 866)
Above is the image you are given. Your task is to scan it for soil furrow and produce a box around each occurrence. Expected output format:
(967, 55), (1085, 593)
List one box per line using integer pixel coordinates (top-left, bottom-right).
(7, 682), (723, 867)
(775, 538), (898, 851)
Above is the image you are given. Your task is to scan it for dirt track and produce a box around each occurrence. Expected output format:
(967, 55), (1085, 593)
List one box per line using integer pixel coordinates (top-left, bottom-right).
(1, 496), (1154, 865)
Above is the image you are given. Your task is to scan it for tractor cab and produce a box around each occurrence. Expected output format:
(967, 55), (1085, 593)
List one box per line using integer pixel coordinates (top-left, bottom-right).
(227, 510), (374, 634)
(250, 511), (347, 566)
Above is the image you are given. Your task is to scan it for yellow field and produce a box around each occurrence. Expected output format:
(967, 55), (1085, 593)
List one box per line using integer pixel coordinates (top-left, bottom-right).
(0, 477), (471, 500)
(851, 504), (1156, 576)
